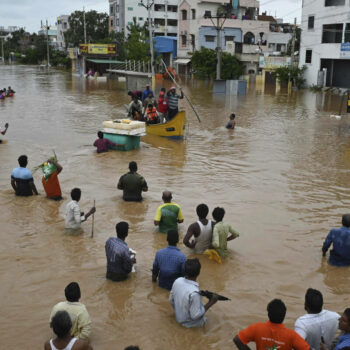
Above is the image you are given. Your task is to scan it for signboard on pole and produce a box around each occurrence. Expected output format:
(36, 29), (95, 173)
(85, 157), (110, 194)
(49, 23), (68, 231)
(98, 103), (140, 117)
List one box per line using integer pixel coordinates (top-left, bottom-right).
(340, 43), (350, 58)
(79, 44), (117, 55)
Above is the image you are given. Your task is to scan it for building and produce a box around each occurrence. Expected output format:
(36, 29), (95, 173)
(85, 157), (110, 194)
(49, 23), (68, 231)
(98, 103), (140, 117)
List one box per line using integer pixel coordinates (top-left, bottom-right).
(57, 15), (70, 50)
(300, 0), (350, 88)
(108, 0), (178, 37)
(38, 22), (58, 48)
(176, 0), (292, 75)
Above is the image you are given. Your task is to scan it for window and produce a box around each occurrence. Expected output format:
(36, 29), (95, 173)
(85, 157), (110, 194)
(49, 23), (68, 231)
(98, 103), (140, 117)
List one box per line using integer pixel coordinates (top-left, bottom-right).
(308, 16), (314, 29)
(205, 35), (215, 42)
(168, 19), (177, 26)
(128, 7), (133, 10)
(191, 34), (195, 49)
(116, 5), (119, 12)
(155, 4), (165, 11)
(204, 11), (211, 18)
(345, 23), (350, 43)
(305, 49), (312, 63)
(110, 5), (114, 14)
(63, 22), (67, 30)
(182, 10), (187, 20)
(116, 19), (119, 26)
(191, 9), (196, 19)
(244, 32), (255, 44)
(225, 36), (234, 44)
(181, 35), (187, 46)
(155, 18), (165, 26)
(111, 19), (114, 27)
(139, 17), (143, 20)
(322, 23), (343, 43)
(168, 5), (177, 12)
(325, 0), (345, 6)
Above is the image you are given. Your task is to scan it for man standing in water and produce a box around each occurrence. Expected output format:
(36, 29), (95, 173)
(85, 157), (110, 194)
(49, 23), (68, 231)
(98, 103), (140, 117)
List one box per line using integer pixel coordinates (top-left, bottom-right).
(154, 191), (184, 233)
(183, 204), (214, 253)
(0, 122), (9, 143)
(322, 214), (350, 266)
(11, 155), (38, 196)
(117, 161), (148, 201)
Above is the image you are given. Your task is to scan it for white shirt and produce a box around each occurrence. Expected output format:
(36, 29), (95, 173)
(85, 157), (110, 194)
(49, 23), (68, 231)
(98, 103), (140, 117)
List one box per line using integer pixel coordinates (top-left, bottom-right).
(65, 200), (85, 229)
(294, 310), (339, 350)
(169, 277), (206, 328)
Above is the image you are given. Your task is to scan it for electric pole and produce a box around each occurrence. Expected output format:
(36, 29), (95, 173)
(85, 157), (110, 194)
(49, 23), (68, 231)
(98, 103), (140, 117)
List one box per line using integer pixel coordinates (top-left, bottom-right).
(1, 37), (4, 63)
(290, 17), (297, 67)
(46, 19), (50, 67)
(82, 7), (87, 77)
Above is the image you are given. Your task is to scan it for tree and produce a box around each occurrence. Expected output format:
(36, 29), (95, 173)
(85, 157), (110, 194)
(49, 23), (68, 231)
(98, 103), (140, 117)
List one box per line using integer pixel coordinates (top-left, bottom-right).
(190, 47), (217, 79)
(65, 10), (109, 47)
(125, 17), (150, 61)
(221, 52), (244, 79)
(287, 27), (301, 56)
(274, 65), (307, 89)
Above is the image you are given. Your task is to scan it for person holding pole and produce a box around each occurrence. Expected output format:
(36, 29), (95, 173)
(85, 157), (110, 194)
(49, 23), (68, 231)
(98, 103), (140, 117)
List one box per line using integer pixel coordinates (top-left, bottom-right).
(167, 87), (184, 120)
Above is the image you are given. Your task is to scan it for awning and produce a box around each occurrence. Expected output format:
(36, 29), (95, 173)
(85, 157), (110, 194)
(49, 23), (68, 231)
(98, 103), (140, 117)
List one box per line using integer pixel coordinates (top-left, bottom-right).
(175, 58), (191, 65)
(87, 59), (124, 64)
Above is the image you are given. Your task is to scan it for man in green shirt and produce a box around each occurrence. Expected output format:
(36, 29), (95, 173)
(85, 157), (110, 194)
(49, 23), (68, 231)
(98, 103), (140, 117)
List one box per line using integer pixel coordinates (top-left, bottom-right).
(117, 161), (148, 201)
(154, 191), (184, 233)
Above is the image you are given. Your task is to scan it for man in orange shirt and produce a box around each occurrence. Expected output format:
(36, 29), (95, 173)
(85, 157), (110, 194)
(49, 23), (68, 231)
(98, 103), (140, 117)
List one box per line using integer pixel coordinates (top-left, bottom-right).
(42, 160), (63, 200)
(233, 299), (310, 350)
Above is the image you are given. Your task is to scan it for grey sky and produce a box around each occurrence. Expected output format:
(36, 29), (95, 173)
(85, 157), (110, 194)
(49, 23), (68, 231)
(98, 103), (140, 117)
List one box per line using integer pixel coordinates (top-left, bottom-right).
(1, 0), (301, 33)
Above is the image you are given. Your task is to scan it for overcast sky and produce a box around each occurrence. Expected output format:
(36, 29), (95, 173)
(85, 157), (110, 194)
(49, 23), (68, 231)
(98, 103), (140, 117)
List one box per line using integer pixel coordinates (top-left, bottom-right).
(1, 0), (302, 33)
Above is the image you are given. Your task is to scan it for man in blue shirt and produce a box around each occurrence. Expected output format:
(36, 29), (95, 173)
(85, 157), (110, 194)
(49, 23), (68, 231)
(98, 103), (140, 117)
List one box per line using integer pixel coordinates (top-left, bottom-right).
(11, 155), (38, 196)
(141, 84), (154, 102)
(322, 214), (350, 266)
(152, 229), (186, 290)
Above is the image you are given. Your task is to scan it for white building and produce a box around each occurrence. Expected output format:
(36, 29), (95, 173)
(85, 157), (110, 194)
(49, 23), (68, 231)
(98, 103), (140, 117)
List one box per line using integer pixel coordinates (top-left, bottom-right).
(300, 0), (350, 87)
(109, 0), (178, 37)
(57, 15), (69, 50)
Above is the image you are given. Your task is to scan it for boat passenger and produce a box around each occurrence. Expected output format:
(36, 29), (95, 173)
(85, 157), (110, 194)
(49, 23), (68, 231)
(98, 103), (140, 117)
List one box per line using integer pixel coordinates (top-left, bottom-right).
(128, 90), (142, 100)
(117, 161), (148, 202)
(141, 84), (154, 102)
(93, 131), (119, 153)
(322, 214), (350, 266)
(212, 207), (239, 258)
(45, 310), (92, 350)
(0, 122), (9, 143)
(6, 86), (15, 96)
(0, 89), (6, 99)
(128, 96), (143, 121)
(143, 91), (158, 111)
(154, 191), (184, 234)
(42, 159), (63, 201)
(157, 91), (169, 123)
(183, 204), (214, 254)
(167, 86), (184, 120)
(226, 113), (236, 129)
(145, 104), (159, 124)
(11, 155), (38, 196)
(105, 221), (135, 282)
(86, 69), (94, 79)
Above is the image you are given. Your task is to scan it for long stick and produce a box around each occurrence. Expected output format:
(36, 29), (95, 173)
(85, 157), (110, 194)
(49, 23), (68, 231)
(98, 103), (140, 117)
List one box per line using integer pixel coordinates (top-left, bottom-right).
(161, 59), (201, 123)
(91, 199), (95, 238)
(339, 92), (346, 116)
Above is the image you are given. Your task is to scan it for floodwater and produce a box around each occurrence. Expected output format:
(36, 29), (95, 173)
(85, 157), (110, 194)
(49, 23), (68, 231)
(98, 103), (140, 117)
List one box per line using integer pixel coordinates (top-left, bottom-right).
(0, 65), (350, 349)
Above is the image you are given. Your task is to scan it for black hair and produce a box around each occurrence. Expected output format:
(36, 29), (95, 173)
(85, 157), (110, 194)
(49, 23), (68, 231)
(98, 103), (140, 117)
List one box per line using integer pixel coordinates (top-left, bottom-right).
(18, 155), (28, 167)
(167, 229), (179, 246)
(127, 91), (133, 96)
(50, 311), (72, 338)
(65, 282), (81, 302)
(267, 299), (286, 324)
(124, 347), (140, 350)
(148, 104), (153, 109)
(97, 131), (103, 138)
(116, 221), (129, 239)
(230, 113), (236, 120)
(305, 288), (323, 313)
(344, 308), (350, 325)
(160, 87), (166, 92)
(70, 188), (81, 201)
(196, 204), (209, 219)
(185, 258), (201, 278)
(212, 207), (225, 222)
(129, 161), (137, 172)
(342, 214), (350, 228)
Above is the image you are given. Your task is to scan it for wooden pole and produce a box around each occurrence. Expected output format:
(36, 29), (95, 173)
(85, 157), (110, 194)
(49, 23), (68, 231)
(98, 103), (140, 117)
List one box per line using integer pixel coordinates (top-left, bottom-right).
(91, 199), (95, 238)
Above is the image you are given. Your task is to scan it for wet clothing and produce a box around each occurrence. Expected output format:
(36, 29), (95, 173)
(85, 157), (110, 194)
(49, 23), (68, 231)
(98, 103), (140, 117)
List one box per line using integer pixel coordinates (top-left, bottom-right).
(334, 334), (350, 350)
(158, 97), (169, 114)
(50, 301), (91, 340)
(105, 237), (133, 280)
(65, 200), (85, 229)
(212, 221), (239, 258)
(152, 246), (186, 290)
(322, 226), (350, 266)
(93, 138), (116, 153)
(238, 321), (310, 350)
(128, 100), (143, 120)
(49, 338), (77, 350)
(294, 310), (339, 350)
(142, 88), (154, 101)
(167, 91), (183, 120)
(42, 170), (62, 200)
(143, 96), (158, 109)
(154, 202), (184, 233)
(194, 220), (213, 253)
(226, 121), (235, 129)
(146, 107), (159, 124)
(117, 171), (148, 202)
(11, 167), (35, 196)
(170, 277), (206, 328)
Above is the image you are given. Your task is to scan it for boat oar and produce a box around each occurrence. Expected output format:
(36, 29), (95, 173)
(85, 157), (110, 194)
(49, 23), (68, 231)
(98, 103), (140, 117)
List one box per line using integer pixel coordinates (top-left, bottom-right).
(161, 59), (201, 123)
(91, 199), (95, 238)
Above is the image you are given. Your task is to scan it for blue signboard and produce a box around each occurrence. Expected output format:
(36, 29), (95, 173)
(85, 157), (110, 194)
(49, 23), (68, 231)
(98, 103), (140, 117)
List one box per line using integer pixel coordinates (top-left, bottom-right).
(340, 43), (350, 58)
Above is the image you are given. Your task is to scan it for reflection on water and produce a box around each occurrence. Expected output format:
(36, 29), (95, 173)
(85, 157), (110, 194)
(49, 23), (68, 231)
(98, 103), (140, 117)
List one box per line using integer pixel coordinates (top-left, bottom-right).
(1, 65), (350, 349)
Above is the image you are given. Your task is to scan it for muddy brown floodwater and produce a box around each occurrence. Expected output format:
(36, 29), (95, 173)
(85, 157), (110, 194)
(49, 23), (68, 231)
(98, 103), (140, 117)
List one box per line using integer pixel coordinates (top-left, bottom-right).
(0, 65), (350, 349)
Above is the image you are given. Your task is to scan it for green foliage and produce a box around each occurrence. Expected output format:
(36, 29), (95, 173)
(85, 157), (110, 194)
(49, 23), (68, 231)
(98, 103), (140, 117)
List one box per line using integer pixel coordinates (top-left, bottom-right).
(65, 10), (109, 47)
(221, 52), (244, 80)
(125, 17), (150, 61)
(309, 84), (322, 92)
(274, 65), (307, 89)
(109, 30), (126, 60)
(287, 27), (301, 56)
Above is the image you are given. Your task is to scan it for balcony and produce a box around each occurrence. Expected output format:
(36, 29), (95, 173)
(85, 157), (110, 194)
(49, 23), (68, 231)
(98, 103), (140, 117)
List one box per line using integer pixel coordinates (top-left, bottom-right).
(239, 0), (259, 8)
(154, 11), (178, 20)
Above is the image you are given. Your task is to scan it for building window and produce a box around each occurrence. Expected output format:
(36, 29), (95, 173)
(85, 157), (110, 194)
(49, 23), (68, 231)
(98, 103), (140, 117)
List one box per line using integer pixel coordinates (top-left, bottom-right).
(110, 5), (114, 14)
(128, 7), (133, 11)
(155, 4), (165, 11)
(305, 49), (312, 63)
(181, 35), (187, 46)
(155, 18), (165, 26)
(116, 19), (119, 26)
(244, 32), (255, 44)
(182, 10), (187, 20)
(308, 16), (314, 29)
(225, 36), (235, 44)
(322, 23), (343, 43)
(111, 19), (114, 27)
(345, 23), (350, 43)
(205, 35), (215, 42)
(168, 19), (177, 26)
(63, 22), (67, 29)
(191, 34), (195, 49)
(139, 17), (143, 20)
(325, 0), (345, 6)
(116, 5), (119, 12)
(168, 5), (177, 12)
(191, 9), (196, 19)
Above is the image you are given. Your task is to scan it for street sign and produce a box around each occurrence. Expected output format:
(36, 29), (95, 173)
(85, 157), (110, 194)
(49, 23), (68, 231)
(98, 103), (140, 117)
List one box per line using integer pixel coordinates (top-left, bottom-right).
(340, 43), (350, 58)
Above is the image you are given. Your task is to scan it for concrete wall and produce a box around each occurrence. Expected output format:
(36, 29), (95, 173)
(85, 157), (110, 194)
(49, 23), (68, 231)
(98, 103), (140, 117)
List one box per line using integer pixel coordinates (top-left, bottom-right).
(198, 26), (242, 50)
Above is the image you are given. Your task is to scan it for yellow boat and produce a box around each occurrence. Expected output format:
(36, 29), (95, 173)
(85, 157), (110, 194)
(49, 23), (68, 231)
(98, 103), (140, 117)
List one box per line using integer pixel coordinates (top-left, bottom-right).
(146, 110), (186, 138)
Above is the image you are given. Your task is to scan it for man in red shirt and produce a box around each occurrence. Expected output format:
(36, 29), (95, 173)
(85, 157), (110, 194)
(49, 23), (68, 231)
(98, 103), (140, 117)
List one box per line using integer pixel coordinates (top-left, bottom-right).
(157, 91), (169, 123)
(93, 131), (120, 153)
(233, 299), (310, 350)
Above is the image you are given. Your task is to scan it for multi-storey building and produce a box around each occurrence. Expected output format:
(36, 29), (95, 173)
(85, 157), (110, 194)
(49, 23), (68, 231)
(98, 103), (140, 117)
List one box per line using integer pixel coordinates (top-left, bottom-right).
(57, 15), (70, 50)
(300, 0), (350, 87)
(38, 22), (58, 48)
(109, 0), (178, 37)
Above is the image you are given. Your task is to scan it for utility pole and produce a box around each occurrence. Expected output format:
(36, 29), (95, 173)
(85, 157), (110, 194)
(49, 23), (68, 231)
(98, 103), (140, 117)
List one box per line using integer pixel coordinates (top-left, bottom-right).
(46, 19), (50, 67)
(290, 17), (297, 67)
(82, 7), (87, 77)
(141, 0), (155, 89)
(165, 0), (168, 36)
(1, 37), (4, 63)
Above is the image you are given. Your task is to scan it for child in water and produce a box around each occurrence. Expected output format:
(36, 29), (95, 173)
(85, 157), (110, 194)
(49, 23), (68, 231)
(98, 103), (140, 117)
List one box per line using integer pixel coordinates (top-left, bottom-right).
(226, 113), (236, 129)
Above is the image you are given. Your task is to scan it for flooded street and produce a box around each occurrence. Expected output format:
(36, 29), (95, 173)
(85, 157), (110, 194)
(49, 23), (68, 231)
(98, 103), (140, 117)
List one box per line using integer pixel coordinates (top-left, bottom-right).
(0, 65), (350, 349)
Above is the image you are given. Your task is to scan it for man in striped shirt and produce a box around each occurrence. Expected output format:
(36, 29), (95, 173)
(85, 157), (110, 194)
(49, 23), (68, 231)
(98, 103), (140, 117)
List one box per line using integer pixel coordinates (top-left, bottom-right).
(167, 86), (184, 120)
